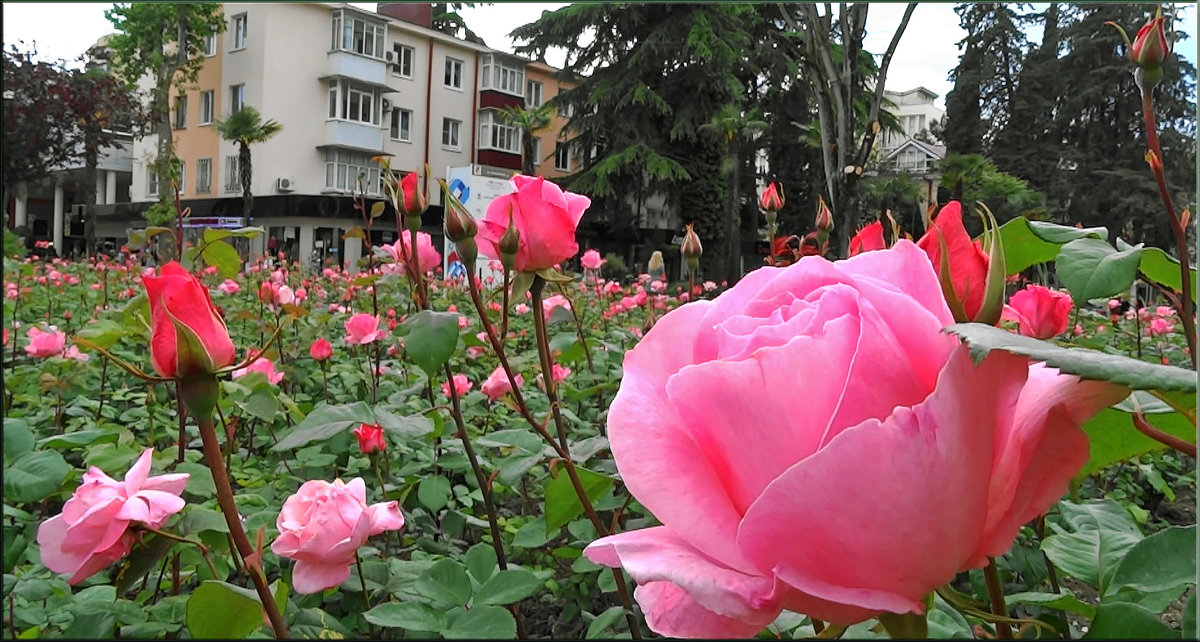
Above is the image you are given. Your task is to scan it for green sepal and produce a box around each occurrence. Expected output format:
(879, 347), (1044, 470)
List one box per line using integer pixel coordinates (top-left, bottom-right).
(510, 271), (534, 304)
(973, 202), (1007, 326)
(165, 306), (216, 377)
(178, 375), (221, 424)
(878, 610), (928, 639)
(535, 268), (574, 284)
(936, 232), (970, 323)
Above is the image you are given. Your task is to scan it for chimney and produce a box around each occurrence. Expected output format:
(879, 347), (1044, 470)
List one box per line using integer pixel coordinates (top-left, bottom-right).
(376, 3), (432, 28)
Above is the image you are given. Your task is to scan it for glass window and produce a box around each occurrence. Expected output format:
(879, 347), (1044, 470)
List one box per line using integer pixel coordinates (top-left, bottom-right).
(230, 84), (245, 113)
(442, 118), (461, 149)
(555, 142), (570, 171)
(173, 95), (187, 129)
(200, 90), (214, 124)
(526, 80), (542, 107)
(444, 57), (463, 89)
(329, 80), (378, 124)
(390, 108), (411, 141)
(332, 11), (385, 59)
(147, 167), (158, 195)
(225, 155), (240, 192)
(177, 161), (185, 195)
(324, 150), (383, 195)
(531, 138), (542, 166)
(203, 33), (217, 56)
(232, 14), (247, 50)
(393, 44), (414, 77)
(197, 158), (212, 194)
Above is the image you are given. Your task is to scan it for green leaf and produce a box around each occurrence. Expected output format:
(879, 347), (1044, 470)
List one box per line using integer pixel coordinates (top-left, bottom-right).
(1056, 238), (1142, 305)
(418, 476), (452, 512)
(1042, 500), (1143, 594)
(185, 580), (265, 639)
(179, 507), (230, 535)
(1184, 591), (1196, 640)
(175, 462), (216, 499)
(3, 528), (26, 574)
(1132, 244), (1197, 298)
(404, 310), (460, 376)
(363, 602), (445, 632)
(272, 402), (378, 451)
(544, 467), (614, 533)
(200, 240), (242, 278)
(945, 323), (1195, 393)
(474, 569), (544, 606)
(3, 418), (34, 464)
(113, 534), (175, 594)
(1004, 590), (1097, 617)
(202, 227), (265, 243)
(512, 518), (551, 549)
(1108, 525), (1197, 597)
(995, 217), (1107, 274)
(1081, 395), (1198, 477)
(37, 430), (118, 450)
(415, 559), (473, 607)
(585, 606), (627, 639)
(1082, 602), (1179, 639)
(476, 429), (544, 454)
(465, 544), (499, 583)
(3, 450), (70, 503)
(62, 611), (117, 639)
(443, 605), (517, 639)
(510, 271), (534, 304)
(74, 319), (126, 351)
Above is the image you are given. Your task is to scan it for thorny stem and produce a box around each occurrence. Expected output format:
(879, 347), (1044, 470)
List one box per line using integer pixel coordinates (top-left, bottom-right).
(984, 558), (1012, 639)
(466, 270), (643, 639)
(1133, 411), (1198, 458)
(134, 525), (219, 579)
(1141, 89), (1196, 367)
(197, 414), (289, 638)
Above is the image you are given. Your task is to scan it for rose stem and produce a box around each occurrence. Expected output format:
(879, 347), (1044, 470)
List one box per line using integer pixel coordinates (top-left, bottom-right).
(983, 558), (1012, 639)
(1132, 411), (1197, 457)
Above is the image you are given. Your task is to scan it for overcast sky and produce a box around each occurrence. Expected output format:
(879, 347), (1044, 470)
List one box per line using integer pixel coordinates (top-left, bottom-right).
(3, 3), (1196, 109)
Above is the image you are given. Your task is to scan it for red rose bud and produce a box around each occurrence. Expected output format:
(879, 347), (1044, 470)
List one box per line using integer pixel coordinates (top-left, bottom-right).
(815, 196), (834, 234)
(849, 221), (887, 256)
(916, 201), (996, 324)
(680, 223), (703, 259)
(442, 189), (478, 243)
(352, 423), (387, 454)
(309, 337), (333, 361)
(257, 281), (274, 304)
(759, 182), (785, 213)
(400, 171), (427, 231)
(142, 261), (236, 419)
(1130, 10), (1170, 69)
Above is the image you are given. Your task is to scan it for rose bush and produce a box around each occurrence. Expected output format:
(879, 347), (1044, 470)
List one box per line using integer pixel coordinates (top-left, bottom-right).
(584, 241), (1128, 637)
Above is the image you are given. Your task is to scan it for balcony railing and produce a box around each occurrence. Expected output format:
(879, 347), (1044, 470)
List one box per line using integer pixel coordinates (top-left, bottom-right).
(323, 120), (384, 153)
(324, 50), (389, 90)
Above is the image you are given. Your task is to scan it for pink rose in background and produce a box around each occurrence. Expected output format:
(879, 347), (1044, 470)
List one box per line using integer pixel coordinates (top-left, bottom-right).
(25, 325), (66, 358)
(583, 241), (1126, 637)
(514, 303), (531, 316)
(271, 478), (404, 594)
(310, 337), (334, 361)
(383, 232), (442, 273)
(537, 363), (571, 389)
(344, 313), (387, 345)
(37, 449), (188, 585)
(1148, 317), (1175, 336)
(441, 373), (473, 397)
(217, 279), (241, 295)
(541, 294), (572, 320)
(581, 249), (606, 271)
(1155, 305), (1174, 317)
(273, 284), (295, 306)
(477, 174), (590, 272)
(232, 357), (285, 385)
(1000, 284), (1073, 339)
(481, 367), (523, 402)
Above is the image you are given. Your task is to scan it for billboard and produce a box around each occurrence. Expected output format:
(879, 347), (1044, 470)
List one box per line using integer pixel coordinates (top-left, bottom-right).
(444, 165), (514, 284)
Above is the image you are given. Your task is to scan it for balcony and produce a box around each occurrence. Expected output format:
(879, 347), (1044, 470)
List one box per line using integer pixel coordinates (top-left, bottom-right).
(322, 51), (390, 91)
(322, 120), (384, 154)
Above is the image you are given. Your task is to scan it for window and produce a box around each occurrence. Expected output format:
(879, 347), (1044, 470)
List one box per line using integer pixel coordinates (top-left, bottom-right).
(327, 80), (379, 125)
(390, 107), (412, 141)
(444, 57), (463, 89)
(556, 100), (574, 118)
(531, 138), (542, 167)
(330, 10), (385, 58)
(177, 161), (186, 195)
(173, 95), (187, 129)
(442, 118), (461, 150)
(232, 14), (247, 50)
(147, 166), (158, 196)
(392, 43), (414, 77)
(479, 54), (523, 96)
(196, 158), (212, 194)
(199, 90), (214, 124)
(478, 110), (519, 154)
(323, 150), (381, 194)
(225, 155), (240, 192)
(230, 84), (245, 113)
(526, 80), (543, 107)
(555, 142), (570, 171)
(203, 33), (217, 56)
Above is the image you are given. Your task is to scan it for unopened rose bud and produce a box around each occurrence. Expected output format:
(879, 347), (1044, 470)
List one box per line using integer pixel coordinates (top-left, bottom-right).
(399, 172), (427, 232)
(443, 195), (478, 243)
(680, 223), (702, 274)
(815, 196), (834, 234)
(759, 182), (785, 214)
(499, 208), (520, 272)
(1130, 10), (1171, 70)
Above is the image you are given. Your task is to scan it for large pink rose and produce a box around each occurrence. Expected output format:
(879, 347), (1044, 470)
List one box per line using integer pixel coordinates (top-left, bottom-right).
(383, 231), (442, 273)
(1001, 284), (1073, 339)
(37, 449), (188, 585)
(344, 313), (386, 345)
(477, 174), (590, 272)
(583, 241), (1127, 638)
(271, 478), (404, 594)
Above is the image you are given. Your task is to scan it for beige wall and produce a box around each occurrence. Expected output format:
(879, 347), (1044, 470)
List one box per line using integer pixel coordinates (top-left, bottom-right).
(526, 62), (577, 179)
(172, 26), (223, 198)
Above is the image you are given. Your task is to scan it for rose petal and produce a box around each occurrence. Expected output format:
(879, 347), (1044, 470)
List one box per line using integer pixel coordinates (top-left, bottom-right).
(291, 558), (353, 594)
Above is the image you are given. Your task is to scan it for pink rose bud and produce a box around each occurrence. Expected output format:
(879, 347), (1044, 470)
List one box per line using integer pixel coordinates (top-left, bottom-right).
(481, 367), (523, 402)
(309, 337), (334, 361)
(815, 196), (834, 233)
(353, 423), (387, 454)
(232, 356), (284, 385)
(25, 325), (66, 358)
(1000, 285), (1073, 339)
(759, 181), (785, 213)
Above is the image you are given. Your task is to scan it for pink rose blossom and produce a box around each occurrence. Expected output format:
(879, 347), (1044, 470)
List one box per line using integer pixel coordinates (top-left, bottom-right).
(217, 279), (241, 295)
(382, 232), (442, 273)
(481, 367), (523, 401)
(233, 357), (285, 385)
(583, 241), (1126, 637)
(541, 294), (572, 320)
(441, 373), (473, 397)
(25, 325), (66, 358)
(514, 303), (531, 316)
(271, 478), (404, 594)
(1000, 285), (1073, 339)
(310, 337), (334, 361)
(477, 174), (590, 272)
(37, 449), (188, 584)
(1148, 317), (1175, 336)
(581, 249), (606, 270)
(344, 313), (387, 345)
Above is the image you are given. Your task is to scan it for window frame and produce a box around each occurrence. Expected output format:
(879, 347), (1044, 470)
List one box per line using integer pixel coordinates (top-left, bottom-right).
(392, 43), (414, 78)
(441, 117), (461, 150)
(327, 79), (380, 126)
(477, 110), (519, 154)
(225, 155), (240, 193)
(230, 84), (245, 114)
(147, 166), (159, 196)
(330, 10), (385, 59)
(555, 142), (571, 171)
(199, 90), (215, 125)
(196, 158), (212, 194)
(177, 161), (186, 195)
(390, 107), (412, 142)
(323, 150), (382, 195)
(203, 33), (217, 57)
(531, 138), (542, 167)
(231, 13), (247, 50)
(173, 94), (187, 129)
(444, 57), (463, 90)
(525, 80), (543, 108)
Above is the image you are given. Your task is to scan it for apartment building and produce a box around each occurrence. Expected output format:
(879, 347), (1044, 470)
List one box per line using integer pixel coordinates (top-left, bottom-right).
(125, 2), (577, 271)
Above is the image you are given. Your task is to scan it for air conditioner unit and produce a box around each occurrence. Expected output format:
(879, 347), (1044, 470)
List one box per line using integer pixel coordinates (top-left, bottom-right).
(276, 177), (295, 193)
(384, 50), (396, 63)
(382, 98), (393, 112)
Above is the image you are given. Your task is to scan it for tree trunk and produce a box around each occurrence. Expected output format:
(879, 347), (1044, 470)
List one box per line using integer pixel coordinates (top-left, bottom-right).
(522, 132), (536, 176)
(240, 142), (253, 217)
(724, 143), (740, 282)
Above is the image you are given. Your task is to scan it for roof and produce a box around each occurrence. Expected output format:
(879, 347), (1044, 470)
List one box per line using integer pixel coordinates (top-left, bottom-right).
(884, 86), (940, 100)
(881, 137), (946, 162)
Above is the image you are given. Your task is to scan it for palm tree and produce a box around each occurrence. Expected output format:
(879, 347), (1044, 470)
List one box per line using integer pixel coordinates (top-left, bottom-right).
(700, 104), (766, 282)
(215, 106), (282, 217)
(499, 103), (553, 176)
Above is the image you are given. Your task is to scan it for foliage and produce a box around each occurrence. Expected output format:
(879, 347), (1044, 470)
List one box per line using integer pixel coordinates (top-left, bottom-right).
(939, 154), (1048, 225)
(215, 106), (282, 218)
(498, 103), (553, 176)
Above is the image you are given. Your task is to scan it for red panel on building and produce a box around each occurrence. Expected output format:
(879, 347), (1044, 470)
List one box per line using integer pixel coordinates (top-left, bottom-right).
(479, 91), (524, 111)
(478, 149), (521, 171)
(376, 3), (431, 27)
